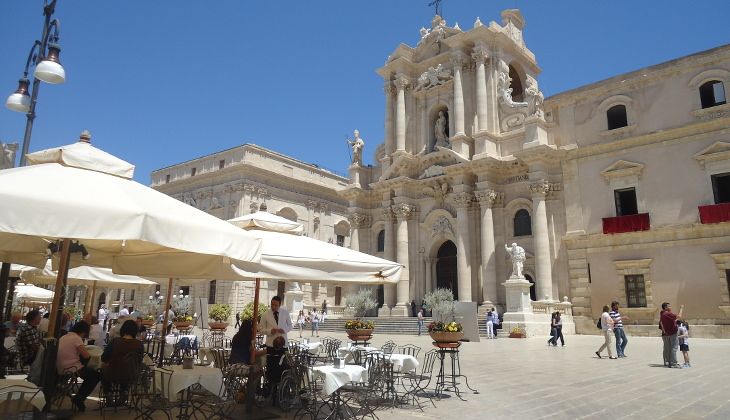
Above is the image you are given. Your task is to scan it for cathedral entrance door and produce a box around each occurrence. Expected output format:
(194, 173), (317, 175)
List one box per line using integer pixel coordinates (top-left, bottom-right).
(525, 274), (536, 301)
(436, 240), (458, 300)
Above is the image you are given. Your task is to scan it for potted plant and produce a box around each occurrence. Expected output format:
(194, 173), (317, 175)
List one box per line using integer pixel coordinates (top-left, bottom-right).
(209, 303), (232, 330)
(241, 301), (269, 322)
(142, 291), (162, 326)
(172, 291), (193, 329)
(424, 288), (463, 345)
(344, 289), (378, 341)
(509, 325), (527, 338)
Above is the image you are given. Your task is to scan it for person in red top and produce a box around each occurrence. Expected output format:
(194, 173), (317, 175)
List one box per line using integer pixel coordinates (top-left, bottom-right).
(659, 302), (684, 368)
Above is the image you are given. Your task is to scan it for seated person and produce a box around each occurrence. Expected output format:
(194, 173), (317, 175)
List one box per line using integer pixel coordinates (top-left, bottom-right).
(229, 319), (266, 365)
(57, 321), (101, 412)
(4, 313), (22, 336)
(109, 316), (130, 340)
(16, 310), (42, 366)
(101, 320), (144, 399)
(89, 316), (105, 346)
(265, 336), (289, 395)
(38, 312), (50, 334)
(135, 317), (148, 340)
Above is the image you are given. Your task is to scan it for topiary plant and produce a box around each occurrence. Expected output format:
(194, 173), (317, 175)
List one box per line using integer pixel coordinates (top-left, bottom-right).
(345, 288), (378, 319)
(241, 302), (269, 321)
(424, 288), (456, 324)
(209, 303), (232, 322)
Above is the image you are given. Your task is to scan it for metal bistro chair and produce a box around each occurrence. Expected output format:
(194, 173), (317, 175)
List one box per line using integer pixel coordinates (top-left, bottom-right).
(134, 366), (181, 420)
(340, 358), (387, 419)
(323, 339), (341, 364)
(0, 383), (43, 419)
(99, 352), (143, 415)
(380, 340), (397, 355)
(51, 368), (80, 410)
(401, 349), (438, 410)
(210, 347), (231, 372)
(397, 344), (421, 358)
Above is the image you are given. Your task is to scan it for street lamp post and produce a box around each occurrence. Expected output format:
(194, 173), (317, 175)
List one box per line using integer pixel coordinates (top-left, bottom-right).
(5, 0), (66, 167)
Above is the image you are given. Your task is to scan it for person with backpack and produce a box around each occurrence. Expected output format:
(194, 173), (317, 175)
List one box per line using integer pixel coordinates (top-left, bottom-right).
(311, 309), (320, 337)
(595, 305), (617, 359)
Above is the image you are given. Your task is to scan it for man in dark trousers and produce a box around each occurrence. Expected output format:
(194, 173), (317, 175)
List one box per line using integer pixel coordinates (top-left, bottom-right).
(411, 300), (417, 317)
(659, 302), (684, 368)
(235, 312), (241, 329)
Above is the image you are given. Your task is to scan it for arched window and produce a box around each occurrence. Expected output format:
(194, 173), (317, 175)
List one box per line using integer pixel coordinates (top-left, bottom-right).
(509, 65), (524, 102)
(606, 104), (628, 130)
(700, 80), (726, 109)
(513, 209), (532, 237)
(376, 230), (385, 252)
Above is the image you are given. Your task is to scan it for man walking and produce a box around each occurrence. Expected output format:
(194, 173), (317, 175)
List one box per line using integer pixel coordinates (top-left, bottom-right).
(235, 312), (241, 329)
(417, 308), (424, 336)
(595, 305), (617, 359)
(659, 302), (684, 368)
(609, 301), (630, 357)
(490, 308), (500, 339)
(98, 304), (108, 331)
(258, 296), (292, 347)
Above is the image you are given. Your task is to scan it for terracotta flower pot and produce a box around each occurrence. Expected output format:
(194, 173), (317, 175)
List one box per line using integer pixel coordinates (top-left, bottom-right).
(346, 328), (374, 341)
(209, 321), (228, 331)
(140, 319), (155, 327)
(429, 331), (464, 344)
(509, 332), (526, 338)
(173, 321), (191, 330)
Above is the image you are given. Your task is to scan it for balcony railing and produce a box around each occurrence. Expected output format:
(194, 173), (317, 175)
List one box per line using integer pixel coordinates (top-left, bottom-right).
(698, 203), (730, 224)
(602, 213), (650, 234)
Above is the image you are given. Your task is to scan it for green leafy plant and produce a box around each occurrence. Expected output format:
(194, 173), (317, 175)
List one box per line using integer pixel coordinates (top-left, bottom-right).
(427, 321), (463, 333)
(424, 288), (462, 332)
(172, 291), (192, 322)
(209, 303), (232, 322)
(241, 302), (269, 321)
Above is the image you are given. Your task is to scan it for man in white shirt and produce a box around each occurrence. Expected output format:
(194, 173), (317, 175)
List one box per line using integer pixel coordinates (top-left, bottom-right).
(119, 305), (130, 318)
(98, 305), (107, 331)
(258, 296), (292, 348)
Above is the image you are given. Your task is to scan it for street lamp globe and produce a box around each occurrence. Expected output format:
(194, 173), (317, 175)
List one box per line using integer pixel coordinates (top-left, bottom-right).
(5, 79), (31, 113)
(34, 44), (66, 84)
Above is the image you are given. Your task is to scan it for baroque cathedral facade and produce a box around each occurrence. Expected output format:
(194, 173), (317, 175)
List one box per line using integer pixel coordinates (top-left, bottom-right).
(152, 10), (730, 336)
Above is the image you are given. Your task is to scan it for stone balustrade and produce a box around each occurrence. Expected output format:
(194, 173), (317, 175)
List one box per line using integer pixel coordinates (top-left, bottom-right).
(530, 299), (573, 316)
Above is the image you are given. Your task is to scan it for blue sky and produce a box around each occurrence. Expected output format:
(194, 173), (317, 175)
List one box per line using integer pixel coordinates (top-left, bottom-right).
(2, 1), (729, 182)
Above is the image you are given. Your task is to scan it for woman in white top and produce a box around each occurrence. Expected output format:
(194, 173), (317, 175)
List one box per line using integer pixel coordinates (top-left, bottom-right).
(89, 316), (106, 346)
(296, 310), (306, 338)
(595, 305), (617, 359)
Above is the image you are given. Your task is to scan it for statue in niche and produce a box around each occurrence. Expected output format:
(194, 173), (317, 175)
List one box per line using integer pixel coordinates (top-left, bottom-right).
(505, 242), (526, 278)
(347, 129), (364, 166)
(524, 75), (544, 118)
(434, 110), (450, 148)
(0, 142), (18, 169)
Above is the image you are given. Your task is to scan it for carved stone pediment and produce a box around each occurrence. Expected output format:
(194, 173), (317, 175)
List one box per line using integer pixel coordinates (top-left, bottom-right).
(413, 15), (462, 62)
(694, 141), (730, 167)
(600, 160), (645, 183)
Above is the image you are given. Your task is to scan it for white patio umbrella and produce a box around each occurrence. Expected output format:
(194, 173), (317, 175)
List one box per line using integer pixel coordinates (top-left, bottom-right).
(229, 210), (304, 234)
(0, 132), (263, 339)
(14, 284), (54, 301)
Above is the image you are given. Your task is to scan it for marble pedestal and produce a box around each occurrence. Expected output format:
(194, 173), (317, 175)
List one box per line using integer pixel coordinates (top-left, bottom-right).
(390, 303), (409, 317)
(284, 287), (305, 320)
(501, 275), (545, 338)
(378, 306), (392, 317)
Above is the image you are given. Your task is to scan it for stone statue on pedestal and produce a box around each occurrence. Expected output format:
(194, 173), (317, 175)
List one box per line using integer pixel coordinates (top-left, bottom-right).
(348, 130), (364, 166)
(505, 242), (526, 278)
(1, 142), (19, 169)
(434, 111), (449, 148)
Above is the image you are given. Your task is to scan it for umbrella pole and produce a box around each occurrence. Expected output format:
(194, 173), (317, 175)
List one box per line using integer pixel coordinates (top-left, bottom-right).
(86, 281), (97, 316)
(48, 239), (71, 339)
(0, 262), (9, 323)
(5, 278), (17, 320)
(250, 278), (260, 364)
(157, 277), (173, 368)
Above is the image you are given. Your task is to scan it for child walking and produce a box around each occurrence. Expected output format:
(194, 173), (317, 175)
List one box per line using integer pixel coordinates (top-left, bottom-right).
(677, 320), (691, 368)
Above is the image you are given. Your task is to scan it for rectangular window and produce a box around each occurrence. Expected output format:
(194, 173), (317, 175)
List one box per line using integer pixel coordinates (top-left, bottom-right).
(336, 235), (345, 247)
(277, 281), (286, 298)
(165, 174), (170, 183)
(180, 286), (190, 297)
(130, 289), (135, 301)
(335, 286), (342, 306)
(726, 269), (730, 299)
(115, 289), (122, 301)
(208, 280), (217, 304)
(191, 167), (197, 177)
(219, 159), (225, 170)
(614, 188), (638, 216)
(715, 82), (727, 104)
(155, 284), (161, 294)
(624, 275), (647, 308)
(711, 173), (730, 204)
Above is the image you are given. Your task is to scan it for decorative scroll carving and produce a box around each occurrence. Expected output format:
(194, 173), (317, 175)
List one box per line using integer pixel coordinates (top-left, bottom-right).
(432, 216), (453, 237)
(415, 64), (452, 91)
(498, 60), (528, 109)
(448, 192), (473, 209)
(392, 203), (417, 220)
(348, 213), (371, 229)
(474, 189), (504, 208)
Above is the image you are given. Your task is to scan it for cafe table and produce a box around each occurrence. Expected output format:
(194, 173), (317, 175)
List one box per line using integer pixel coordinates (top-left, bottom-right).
(310, 364), (367, 420)
(0, 379), (46, 412)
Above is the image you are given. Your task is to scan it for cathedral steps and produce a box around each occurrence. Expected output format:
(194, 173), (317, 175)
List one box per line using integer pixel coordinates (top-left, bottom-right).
(315, 316), (498, 338)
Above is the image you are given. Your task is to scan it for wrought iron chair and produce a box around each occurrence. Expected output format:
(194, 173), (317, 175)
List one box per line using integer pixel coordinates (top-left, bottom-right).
(340, 358), (387, 419)
(51, 368), (80, 409)
(133, 366), (181, 420)
(380, 340), (397, 355)
(210, 347), (231, 372)
(397, 344), (421, 358)
(401, 349), (438, 410)
(0, 383), (43, 419)
(99, 352), (143, 415)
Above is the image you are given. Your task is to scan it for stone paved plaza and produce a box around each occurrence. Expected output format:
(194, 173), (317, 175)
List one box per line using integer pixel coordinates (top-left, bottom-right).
(64, 330), (730, 420)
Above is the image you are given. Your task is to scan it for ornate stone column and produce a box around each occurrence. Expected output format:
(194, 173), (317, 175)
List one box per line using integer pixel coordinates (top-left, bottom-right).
(383, 82), (394, 155)
(475, 189), (502, 306)
(394, 76), (409, 152)
(346, 213), (371, 298)
(449, 193), (474, 302)
(392, 203), (416, 316)
(452, 52), (466, 137)
(530, 180), (554, 301)
(381, 206), (396, 312)
(472, 46), (489, 133)
(424, 257), (434, 295)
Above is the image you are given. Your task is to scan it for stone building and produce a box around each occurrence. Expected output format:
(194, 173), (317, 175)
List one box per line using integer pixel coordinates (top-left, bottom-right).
(150, 10), (730, 336)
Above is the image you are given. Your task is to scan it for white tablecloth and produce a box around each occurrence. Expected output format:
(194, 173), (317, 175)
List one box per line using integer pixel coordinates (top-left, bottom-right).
(155, 365), (222, 401)
(164, 334), (197, 357)
(387, 354), (419, 372)
(85, 345), (104, 369)
(299, 342), (322, 355)
(0, 379), (46, 411)
(311, 365), (366, 396)
(4, 336), (16, 349)
(337, 345), (379, 360)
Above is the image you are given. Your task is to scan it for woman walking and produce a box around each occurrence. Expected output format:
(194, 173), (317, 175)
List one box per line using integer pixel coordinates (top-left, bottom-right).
(296, 310), (305, 338)
(549, 311), (565, 346)
(595, 305), (617, 359)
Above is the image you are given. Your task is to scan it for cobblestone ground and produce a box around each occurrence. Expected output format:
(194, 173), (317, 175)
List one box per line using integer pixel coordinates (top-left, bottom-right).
(66, 330), (729, 419)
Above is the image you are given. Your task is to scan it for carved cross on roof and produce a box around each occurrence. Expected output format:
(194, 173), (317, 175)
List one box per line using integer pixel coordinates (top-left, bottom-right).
(428, 0), (443, 17)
